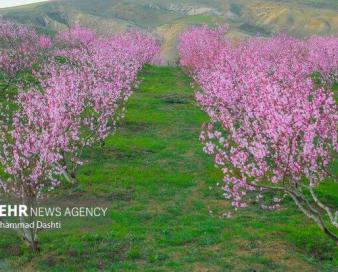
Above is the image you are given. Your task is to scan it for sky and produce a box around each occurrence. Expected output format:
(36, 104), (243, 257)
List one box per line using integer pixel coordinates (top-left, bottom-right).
(0, 0), (50, 8)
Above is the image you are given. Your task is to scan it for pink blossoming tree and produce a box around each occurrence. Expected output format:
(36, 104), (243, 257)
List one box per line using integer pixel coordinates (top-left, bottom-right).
(0, 89), (65, 251)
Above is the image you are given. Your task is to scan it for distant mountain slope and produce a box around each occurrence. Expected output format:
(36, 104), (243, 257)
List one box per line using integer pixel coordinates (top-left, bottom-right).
(1, 0), (337, 63)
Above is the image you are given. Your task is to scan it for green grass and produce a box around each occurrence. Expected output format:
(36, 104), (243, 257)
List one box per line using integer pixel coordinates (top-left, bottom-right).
(0, 65), (337, 271)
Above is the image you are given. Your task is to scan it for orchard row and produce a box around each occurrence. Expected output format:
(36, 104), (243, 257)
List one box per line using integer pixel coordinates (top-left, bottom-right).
(179, 26), (338, 241)
(0, 20), (159, 250)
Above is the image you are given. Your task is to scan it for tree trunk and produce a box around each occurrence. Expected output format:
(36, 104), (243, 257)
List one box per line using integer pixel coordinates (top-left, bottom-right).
(288, 191), (338, 243)
(20, 196), (39, 252)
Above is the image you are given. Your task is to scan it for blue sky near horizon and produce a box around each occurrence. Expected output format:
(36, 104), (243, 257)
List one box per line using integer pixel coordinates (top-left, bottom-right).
(0, 0), (50, 8)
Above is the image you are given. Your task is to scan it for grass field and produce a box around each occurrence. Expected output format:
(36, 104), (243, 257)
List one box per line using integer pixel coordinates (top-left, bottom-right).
(0, 65), (337, 271)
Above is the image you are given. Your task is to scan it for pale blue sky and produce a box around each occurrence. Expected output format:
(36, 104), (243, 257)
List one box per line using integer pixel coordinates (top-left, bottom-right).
(0, 0), (50, 8)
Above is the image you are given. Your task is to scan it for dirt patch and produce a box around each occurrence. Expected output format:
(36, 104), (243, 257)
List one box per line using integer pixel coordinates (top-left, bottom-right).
(103, 147), (155, 160)
(109, 187), (135, 202)
(192, 262), (220, 272)
(122, 120), (153, 133)
(233, 238), (316, 272)
(160, 93), (192, 104)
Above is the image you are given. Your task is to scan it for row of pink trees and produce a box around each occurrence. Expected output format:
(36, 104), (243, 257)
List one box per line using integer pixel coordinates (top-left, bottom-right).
(0, 20), (159, 251)
(179, 26), (338, 241)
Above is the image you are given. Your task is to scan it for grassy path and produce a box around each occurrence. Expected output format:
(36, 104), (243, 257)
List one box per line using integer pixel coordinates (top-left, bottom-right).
(1, 65), (337, 271)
